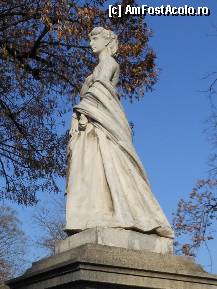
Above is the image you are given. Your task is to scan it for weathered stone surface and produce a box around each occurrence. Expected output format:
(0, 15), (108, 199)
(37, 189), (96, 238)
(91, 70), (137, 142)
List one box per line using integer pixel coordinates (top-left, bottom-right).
(55, 228), (173, 254)
(6, 244), (217, 289)
(0, 285), (9, 289)
(65, 27), (174, 240)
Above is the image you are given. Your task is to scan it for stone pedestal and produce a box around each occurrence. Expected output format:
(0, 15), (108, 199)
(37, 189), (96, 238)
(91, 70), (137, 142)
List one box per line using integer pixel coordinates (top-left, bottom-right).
(6, 243), (217, 289)
(55, 228), (173, 254)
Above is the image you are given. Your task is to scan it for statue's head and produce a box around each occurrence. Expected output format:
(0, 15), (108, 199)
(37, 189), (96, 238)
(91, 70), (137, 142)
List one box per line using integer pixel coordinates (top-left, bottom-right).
(88, 27), (118, 56)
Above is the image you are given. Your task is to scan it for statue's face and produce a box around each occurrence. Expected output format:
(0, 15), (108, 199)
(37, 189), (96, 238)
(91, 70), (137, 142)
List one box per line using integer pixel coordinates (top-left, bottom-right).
(90, 34), (108, 54)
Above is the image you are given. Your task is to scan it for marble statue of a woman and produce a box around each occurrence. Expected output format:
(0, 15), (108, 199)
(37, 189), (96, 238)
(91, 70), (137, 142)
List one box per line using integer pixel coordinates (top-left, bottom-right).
(65, 27), (174, 240)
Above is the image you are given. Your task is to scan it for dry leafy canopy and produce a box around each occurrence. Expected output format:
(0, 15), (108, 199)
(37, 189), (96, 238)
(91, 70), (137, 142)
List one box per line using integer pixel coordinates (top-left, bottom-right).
(0, 206), (26, 282)
(173, 179), (217, 256)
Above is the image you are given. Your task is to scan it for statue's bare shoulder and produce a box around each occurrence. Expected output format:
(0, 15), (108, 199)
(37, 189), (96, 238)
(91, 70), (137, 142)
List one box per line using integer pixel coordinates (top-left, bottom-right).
(105, 56), (119, 72)
(93, 56), (119, 83)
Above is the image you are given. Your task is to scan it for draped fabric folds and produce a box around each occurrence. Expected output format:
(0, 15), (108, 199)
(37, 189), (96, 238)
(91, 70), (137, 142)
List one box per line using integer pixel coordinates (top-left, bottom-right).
(65, 79), (174, 238)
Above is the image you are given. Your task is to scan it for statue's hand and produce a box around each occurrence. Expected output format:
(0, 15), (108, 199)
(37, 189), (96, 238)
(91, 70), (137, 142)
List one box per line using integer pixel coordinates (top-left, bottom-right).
(69, 113), (79, 136)
(79, 114), (88, 130)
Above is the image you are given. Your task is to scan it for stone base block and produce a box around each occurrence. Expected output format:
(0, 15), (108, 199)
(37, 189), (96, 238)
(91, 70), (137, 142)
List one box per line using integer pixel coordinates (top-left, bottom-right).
(6, 243), (217, 289)
(55, 227), (173, 254)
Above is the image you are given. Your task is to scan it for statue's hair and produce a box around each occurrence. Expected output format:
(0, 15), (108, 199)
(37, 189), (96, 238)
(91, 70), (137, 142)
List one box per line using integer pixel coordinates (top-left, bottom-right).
(88, 27), (118, 56)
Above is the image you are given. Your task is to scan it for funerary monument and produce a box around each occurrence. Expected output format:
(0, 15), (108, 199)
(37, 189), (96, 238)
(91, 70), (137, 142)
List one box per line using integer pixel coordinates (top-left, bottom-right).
(6, 27), (217, 289)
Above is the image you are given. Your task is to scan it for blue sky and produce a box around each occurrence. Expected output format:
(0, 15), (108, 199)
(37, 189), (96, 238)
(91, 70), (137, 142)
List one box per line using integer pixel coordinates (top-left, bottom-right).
(3, 0), (217, 275)
(127, 0), (217, 272)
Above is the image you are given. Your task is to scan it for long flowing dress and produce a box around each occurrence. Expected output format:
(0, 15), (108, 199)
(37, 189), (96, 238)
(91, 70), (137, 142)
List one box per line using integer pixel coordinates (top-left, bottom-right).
(65, 57), (174, 239)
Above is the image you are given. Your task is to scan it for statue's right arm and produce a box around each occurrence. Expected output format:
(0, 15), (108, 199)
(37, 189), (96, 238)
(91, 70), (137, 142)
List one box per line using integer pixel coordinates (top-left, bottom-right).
(69, 112), (79, 136)
(80, 75), (94, 97)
